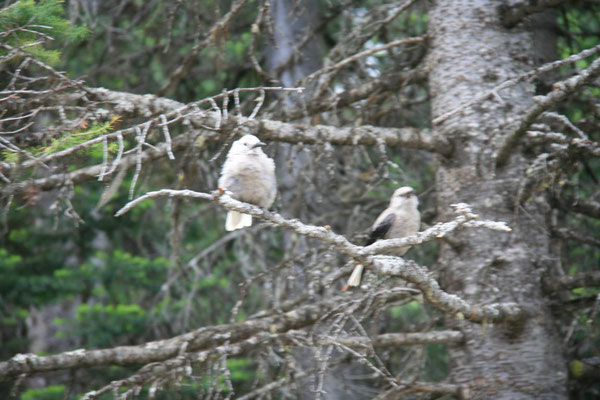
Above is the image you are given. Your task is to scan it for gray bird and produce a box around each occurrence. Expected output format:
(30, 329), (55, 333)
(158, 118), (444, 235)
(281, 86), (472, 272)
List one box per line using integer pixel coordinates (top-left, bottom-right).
(218, 135), (277, 231)
(344, 186), (421, 289)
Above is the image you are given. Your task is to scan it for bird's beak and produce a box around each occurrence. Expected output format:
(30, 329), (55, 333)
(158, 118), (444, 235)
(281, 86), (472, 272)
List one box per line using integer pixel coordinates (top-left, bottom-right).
(252, 141), (267, 148)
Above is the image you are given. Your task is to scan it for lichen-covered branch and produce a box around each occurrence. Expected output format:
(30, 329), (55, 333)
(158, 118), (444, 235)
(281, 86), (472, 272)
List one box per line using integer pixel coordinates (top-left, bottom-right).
(332, 330), (465, 348)
(116, 189), (524, 324)
(85, 329), (465, 399)
(372, 256), (524, 322)
(526, 131), (600, 157)
(1, 85), (447, 180)
(84, 86), (450, 154)
(0, 293), (361, 380)
(1, 132), (197, 197)
(0, 190), (522, 381)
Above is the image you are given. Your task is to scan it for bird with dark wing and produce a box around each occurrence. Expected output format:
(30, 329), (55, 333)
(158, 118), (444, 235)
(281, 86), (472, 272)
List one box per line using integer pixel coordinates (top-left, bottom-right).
(344, 186), (420, 290)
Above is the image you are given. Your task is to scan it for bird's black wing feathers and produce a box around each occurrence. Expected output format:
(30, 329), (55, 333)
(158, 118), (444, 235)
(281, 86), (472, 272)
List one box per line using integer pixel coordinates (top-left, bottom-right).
(366, 213), (395, 245)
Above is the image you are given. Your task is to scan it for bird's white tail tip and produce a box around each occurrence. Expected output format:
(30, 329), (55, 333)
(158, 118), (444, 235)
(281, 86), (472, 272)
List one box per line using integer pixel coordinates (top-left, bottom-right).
(225, 211), (253, 231)
(345, 264), (364, 290)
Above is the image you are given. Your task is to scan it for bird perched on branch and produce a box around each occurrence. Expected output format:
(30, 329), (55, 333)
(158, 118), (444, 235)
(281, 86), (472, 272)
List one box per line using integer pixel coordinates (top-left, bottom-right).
(218, 134), (277, 231)
(344, 186), (420, 290)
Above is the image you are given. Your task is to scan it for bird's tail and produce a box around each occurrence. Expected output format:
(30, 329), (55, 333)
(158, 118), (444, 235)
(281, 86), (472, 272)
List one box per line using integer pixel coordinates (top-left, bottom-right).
(225, 210), (253, 231)
(342, 264), (364, 291)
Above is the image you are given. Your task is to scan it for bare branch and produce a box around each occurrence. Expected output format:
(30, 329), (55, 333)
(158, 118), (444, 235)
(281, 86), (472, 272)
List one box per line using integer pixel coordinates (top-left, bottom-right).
(157, 0), (251, 96)
(543, 271), (600, 292)
(159, 114), (176, 160)
(500, 0), (568, 28)
(373, 256), (524, 323)
(240, 119), (450, 154)
(333, 330), (465, 348)
(552, 227), (600, 247)
(280, 68), (428, 121)
(555, 195), (600, 219)
(374, 381), (463, 400)
(84, 86), (450, 154)
(362, 203), (511, 256)
(0, 293), (374, 380)
(304, 36), (426, 82)
(526, 130), (600, 157)
(496, 55), (600, 167)
(8, 86), (301, 170)
(542, 112), (588, 139)
(433, 45), (600, 126)
(235, 369), (311, 400)
(81, 332), (283, 399)
(1, 132), (196, 197)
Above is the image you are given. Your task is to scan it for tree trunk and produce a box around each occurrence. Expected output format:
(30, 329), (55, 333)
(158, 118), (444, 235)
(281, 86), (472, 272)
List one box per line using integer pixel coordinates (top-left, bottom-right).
(427, 1), (567, 398)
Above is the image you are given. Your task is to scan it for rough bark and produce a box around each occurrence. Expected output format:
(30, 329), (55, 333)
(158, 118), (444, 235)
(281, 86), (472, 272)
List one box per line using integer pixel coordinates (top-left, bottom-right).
(427, 1), (567, 399)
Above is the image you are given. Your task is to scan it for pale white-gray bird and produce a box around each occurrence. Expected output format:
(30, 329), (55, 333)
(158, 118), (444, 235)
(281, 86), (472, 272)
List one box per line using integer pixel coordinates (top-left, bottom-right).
(218, 134), (277, 231)
(344, 186), (421, 290)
